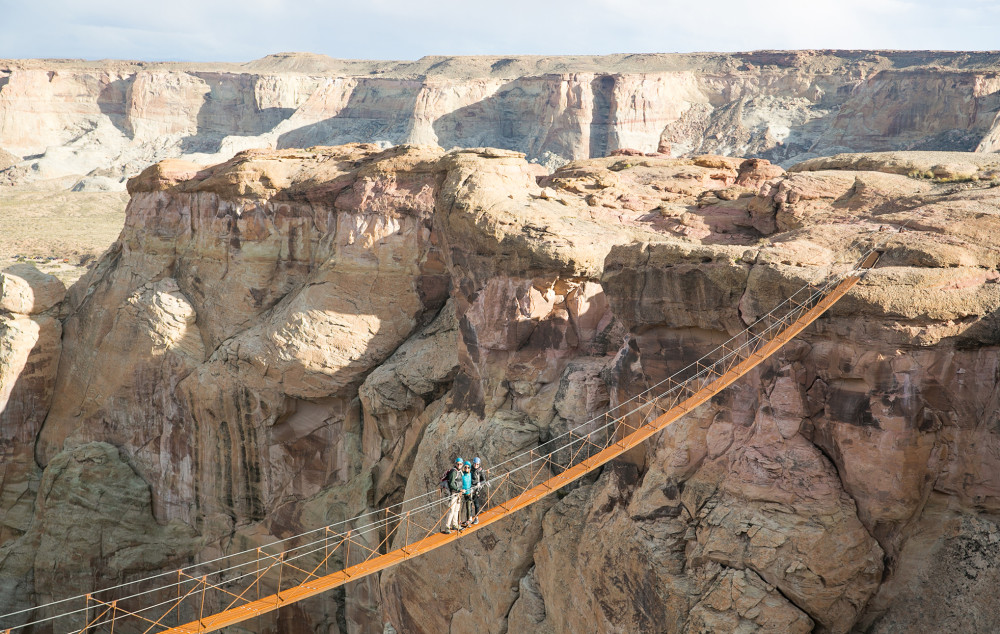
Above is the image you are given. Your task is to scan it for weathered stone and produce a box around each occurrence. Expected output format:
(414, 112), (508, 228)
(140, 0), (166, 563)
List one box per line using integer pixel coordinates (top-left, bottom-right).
(790, 150), (1000, 179)
(0, 264), (65, 315)
(859, 494), (1000, 632)
(0, 443), (198, 624)
(360, 300), (459, 506)
(686, 568), (814, 633)
(0, 265), (63, 549)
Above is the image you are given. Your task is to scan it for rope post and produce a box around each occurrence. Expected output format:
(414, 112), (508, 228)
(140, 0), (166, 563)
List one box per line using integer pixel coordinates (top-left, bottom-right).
(255, 547), (263, 597)
(276, 552), (285, 605)
(256, 547), (262, 632)
(345, 530), (351, 571)
(199, 575), (208, 631)
(109, 600), (117, 634)
(177, 569), (182, 626)
(324, 529), (330, 573)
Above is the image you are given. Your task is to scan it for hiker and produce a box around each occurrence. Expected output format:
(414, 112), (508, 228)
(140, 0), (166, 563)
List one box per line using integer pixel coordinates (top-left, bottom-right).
(442, 457), (465, 534)
(460, 460), (473, 525)
(467, 457), (486, 525)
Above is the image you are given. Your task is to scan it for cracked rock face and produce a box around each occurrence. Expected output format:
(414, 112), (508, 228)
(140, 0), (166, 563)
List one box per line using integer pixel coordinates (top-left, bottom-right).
(3, 146), (1000, 633)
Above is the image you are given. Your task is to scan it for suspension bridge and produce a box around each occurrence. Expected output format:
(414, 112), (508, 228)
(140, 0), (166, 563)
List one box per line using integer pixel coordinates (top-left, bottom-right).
(0, 246), (883, 634)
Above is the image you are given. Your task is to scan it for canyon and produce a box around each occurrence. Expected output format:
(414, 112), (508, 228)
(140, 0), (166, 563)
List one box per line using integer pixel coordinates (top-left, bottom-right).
(3, 50), (1000, 633)
(3, 141), (1000, 632)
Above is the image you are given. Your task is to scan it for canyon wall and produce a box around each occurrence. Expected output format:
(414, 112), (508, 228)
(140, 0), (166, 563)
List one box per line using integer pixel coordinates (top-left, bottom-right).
(3, 144), (1000, 632)
(3, 51), (1000, 191)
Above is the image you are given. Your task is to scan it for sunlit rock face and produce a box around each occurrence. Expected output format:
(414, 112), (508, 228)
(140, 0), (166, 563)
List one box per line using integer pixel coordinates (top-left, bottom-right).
(38, 144), (453, 530)
(6, 51), (1000, 189)
(4, 146), (1000, 632)
(0, 264), (64, 547)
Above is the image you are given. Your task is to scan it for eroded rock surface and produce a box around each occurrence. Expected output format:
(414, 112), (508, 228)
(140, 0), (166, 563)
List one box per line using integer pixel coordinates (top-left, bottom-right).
(0, 443), (198, 622)
(3, 147), (1000, 633)
(0, 265), (63, 547)
(7, 52), (1000, 189)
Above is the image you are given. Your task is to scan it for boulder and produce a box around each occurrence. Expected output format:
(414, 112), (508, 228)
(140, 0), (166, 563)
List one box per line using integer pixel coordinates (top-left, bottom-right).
(0, 264), (65, 315)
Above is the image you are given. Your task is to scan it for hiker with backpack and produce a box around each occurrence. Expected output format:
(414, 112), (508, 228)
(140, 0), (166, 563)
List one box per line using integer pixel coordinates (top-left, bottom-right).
(472, 456), (489, 524)
(464, 457), (486, 526)
(442, 457), (465, 534)
(460, 460), (473, 525)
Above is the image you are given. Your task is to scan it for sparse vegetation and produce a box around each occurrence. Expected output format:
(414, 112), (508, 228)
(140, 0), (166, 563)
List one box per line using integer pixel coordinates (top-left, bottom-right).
(906, 168), (982, 183)
(0, 186), (127, 285)
(933, 174), (980, 183)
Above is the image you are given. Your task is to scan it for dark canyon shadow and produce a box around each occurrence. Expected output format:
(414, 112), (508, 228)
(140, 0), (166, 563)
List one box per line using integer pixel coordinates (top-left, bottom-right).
(277, 78), (424, 150)
(97, 76), (135, 139)
(181, 73), (295, 154)
(433, 75), (619, 160)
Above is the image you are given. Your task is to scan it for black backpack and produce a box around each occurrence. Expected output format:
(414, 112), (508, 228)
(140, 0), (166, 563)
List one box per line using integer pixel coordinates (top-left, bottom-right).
(438, 468), (455, 494)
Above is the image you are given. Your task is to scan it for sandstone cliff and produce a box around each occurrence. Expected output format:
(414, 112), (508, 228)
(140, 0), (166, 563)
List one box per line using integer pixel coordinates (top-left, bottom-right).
(5, 51), (1000, 190)
(3, 145), (1000, 633)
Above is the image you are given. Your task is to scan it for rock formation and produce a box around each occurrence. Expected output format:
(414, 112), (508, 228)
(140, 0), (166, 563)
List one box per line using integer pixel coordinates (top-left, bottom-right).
(3, 144), (1000, 633)
(0, 265), (63, 546)
(6, 51), (1000, 189)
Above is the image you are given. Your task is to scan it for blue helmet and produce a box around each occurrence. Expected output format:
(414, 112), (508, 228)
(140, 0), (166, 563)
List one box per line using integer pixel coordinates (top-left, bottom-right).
(473, 457), (481, 465)
(455, 457), (464, 464)
(464, 461), (472, 467)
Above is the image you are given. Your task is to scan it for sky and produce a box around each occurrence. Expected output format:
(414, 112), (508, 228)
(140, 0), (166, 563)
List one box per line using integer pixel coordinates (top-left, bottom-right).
(1, 0), (998, 62)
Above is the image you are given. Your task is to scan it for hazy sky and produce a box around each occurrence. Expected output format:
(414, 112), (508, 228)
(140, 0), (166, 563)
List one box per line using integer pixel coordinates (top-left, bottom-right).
(1, 0), (998, 62)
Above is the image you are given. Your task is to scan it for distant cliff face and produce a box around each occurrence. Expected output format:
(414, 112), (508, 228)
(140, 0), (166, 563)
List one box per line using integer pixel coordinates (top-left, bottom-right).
(3, 145), (1000, 632)
(4, 51), (1000, 189)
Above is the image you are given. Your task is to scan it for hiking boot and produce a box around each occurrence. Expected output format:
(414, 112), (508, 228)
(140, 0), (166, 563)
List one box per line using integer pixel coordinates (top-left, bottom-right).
(441, 528), (451, 534)
(472, 517), (479, 525)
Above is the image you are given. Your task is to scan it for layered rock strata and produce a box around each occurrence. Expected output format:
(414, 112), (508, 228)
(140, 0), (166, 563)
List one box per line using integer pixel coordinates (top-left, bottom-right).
(2, 146), (1000, 632)
(5, 51), (1000, 189)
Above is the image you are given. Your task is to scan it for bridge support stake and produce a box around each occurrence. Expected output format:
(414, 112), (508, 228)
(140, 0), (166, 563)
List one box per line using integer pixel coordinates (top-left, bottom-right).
(83, 593), (91, 634)
(178, 570), (183, 626)
(199, 575), (208, 630)
(345, 530), (351, 570)
(276, 553), (285, 605)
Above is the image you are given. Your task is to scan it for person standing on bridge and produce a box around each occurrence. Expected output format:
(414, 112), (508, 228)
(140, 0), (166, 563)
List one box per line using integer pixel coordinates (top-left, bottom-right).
(442, 457), (465, 534)
(465, 457), (485, 525)
(460, 460), (473, 525)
